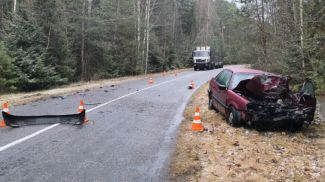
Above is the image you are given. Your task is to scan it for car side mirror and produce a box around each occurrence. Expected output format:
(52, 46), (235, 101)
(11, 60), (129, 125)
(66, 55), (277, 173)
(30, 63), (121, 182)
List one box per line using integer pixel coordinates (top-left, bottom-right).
(218, 84), (227, 90)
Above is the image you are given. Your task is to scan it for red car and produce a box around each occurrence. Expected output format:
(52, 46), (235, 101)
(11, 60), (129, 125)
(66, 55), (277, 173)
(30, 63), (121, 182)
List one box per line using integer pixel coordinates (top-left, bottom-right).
(208, 68), (316, 130)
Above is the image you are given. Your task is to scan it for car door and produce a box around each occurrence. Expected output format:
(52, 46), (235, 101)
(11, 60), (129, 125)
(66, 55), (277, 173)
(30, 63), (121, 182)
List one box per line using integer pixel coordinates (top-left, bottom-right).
(214, 70), (233, 114)
(210, 72), (224, 110)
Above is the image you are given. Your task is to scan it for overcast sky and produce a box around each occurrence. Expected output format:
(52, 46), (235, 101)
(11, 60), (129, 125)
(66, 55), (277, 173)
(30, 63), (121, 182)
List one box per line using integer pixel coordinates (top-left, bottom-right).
(225, 0), (244, 8)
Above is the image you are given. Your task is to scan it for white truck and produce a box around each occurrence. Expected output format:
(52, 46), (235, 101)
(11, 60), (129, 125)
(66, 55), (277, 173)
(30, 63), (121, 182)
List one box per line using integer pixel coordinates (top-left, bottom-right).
(192, 46), (221, 70)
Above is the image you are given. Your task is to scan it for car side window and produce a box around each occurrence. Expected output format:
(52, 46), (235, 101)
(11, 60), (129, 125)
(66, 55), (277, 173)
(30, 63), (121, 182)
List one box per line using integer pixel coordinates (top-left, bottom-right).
(215, 71), (225, 82)
(216, 70), (232, 86)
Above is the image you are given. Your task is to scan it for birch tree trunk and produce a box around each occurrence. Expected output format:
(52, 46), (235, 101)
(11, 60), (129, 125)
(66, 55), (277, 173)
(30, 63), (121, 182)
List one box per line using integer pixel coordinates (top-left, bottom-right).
(206, 0), (210, 46)
(81, 0), (86, 80)
(221, 21), (225, 56)
(299, 0), (305, 71)
(172, 0), (177, 44)
(88, 0), (92, 14)
(13, 0), (17, 13)
(113, 0), (120, 42)
(144, 0), (151, 75)
(137, 0), (141, 69)
(142, 0), (148, 73)
(254, 0), (267, 66)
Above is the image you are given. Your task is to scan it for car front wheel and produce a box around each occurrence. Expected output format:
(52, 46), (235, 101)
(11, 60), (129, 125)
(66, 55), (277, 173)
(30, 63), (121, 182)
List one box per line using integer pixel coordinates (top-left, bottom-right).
(208, 95), (214, 110)
(228, 107), (241, 127)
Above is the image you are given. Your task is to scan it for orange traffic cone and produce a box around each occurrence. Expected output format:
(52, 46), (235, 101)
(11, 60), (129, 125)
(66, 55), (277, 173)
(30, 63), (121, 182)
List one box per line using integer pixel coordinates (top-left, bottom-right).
(78, 100), (89, 123)
(78, 100), (85, 113)
(188, 80), (195, 89)
(0, 102), (9, 128)
(192, 106), (204, 131)
(148, 78), (154, 85)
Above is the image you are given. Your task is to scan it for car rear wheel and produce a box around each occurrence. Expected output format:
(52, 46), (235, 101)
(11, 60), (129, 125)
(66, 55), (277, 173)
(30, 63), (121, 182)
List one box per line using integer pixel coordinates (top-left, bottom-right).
(228, 107), (241, 127)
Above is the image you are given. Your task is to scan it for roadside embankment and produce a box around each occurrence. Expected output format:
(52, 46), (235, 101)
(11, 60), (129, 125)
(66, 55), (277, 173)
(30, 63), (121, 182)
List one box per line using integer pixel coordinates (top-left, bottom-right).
(169, 83), (325, 182)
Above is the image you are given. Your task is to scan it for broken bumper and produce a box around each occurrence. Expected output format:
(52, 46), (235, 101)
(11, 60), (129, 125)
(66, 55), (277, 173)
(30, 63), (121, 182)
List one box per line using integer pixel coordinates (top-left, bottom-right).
(2, 110), (86, 128)
(246, 103), (314, 127)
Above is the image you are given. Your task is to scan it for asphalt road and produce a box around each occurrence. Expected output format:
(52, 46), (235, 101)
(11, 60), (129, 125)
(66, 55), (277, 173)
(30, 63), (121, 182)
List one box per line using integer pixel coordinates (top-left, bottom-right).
(0, 68), (223, 182)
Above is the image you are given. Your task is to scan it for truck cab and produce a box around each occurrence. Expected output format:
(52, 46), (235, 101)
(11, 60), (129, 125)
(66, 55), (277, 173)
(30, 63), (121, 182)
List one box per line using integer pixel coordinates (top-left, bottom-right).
(192, 46), (214, 70)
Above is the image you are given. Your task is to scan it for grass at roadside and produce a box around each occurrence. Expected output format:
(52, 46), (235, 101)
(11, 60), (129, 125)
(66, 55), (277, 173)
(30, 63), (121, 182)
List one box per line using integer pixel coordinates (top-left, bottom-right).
(169, 83), (325, 182)
(0, 69), (190, 106)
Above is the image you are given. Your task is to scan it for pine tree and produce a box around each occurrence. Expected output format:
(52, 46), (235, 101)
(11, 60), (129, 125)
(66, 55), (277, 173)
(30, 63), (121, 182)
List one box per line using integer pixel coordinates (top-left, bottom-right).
(2, 14), (62, 91)
(0, 42), (17, 91)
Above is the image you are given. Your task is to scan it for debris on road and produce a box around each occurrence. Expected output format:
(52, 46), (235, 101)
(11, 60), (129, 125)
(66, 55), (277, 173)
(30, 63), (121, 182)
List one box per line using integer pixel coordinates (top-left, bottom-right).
(50, 96), (65, 100)
(170, 83), (325, 182)
(188, 80), (195, 90)
(1, 100), (87, 128)
(0, 68), (191, 107)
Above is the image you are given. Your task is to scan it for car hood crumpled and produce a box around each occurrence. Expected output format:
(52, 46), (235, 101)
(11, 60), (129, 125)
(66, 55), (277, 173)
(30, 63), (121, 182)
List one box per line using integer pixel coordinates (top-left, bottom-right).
(233, 74), (289, 99)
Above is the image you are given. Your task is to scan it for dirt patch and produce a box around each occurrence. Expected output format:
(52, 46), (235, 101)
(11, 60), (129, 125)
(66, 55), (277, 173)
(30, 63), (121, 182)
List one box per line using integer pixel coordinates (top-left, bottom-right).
(0, 69), (189, 106)
(170, 83), (325, 182)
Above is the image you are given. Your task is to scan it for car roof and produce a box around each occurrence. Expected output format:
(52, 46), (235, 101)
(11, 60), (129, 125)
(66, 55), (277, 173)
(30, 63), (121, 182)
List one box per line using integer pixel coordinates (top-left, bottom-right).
(225, 67), (270, 75)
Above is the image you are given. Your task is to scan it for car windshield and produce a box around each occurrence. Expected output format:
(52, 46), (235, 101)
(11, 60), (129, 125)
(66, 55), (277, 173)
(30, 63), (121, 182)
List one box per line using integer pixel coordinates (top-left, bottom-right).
(193, 51), (209, 57)
(230, 73), (256, 89)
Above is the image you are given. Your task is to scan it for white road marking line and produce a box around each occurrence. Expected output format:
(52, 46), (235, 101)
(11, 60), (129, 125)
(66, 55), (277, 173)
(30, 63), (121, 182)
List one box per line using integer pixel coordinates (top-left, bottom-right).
(0, 124), (59, 152)
(0, 75), (190, 152)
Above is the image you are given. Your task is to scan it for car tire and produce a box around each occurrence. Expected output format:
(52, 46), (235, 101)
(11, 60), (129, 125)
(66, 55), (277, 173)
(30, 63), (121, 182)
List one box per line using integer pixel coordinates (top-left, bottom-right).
(290, 121), (303, 131)
(228, 107), (241, 127)
(208, 95), (214, 110)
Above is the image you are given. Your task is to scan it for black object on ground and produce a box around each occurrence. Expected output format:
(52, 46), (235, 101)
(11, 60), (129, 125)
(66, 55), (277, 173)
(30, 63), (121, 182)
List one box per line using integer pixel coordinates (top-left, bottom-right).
(2, 110), (86, 128)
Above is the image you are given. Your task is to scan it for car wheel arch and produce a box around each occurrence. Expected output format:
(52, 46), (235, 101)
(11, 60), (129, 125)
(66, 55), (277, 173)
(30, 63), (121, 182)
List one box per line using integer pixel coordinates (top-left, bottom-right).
(227, 104), (234, 115)
(227, 105), (241, 127)
(227, 99), (243, 112)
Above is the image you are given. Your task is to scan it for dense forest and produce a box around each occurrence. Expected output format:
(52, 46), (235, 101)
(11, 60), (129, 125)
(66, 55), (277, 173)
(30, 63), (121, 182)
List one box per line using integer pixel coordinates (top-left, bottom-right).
(0, 0), (323, 93)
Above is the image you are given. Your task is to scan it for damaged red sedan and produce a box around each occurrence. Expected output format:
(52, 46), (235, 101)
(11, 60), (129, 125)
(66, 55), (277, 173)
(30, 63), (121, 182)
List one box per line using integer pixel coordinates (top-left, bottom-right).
(208, 68), (316, 130)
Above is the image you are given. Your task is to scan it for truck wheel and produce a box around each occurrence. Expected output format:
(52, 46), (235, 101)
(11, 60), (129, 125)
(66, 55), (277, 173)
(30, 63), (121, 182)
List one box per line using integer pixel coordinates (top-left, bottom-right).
(228, 107), (241, 127)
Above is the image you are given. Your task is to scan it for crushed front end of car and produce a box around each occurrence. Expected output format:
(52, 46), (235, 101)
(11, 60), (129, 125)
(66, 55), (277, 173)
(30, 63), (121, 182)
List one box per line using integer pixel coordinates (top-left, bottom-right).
(235, 75), (316, 130)
(246, 99), (315, 130)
